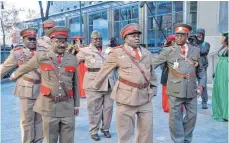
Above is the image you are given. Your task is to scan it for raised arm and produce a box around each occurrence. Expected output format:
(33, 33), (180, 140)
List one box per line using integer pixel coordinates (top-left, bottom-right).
(93, 50), (118, 89)
(12, 53), (40, 80)
(0, 50), (18, 79)
(152, 47), (169, 68)
(76, 49), (85, 63)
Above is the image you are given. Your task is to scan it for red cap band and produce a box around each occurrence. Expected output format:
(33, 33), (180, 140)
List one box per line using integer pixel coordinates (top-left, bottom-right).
(175, 27), (190, 33)
(22, 32), (37, 37)
(50, 31), (68, 38)
(43, 23), (55, 28)
(122, 27), (139, 38)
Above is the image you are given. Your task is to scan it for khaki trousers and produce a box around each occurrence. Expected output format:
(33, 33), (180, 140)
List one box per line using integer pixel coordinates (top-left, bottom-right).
(42, 115), (75, 143)
(20, 98), (43, 143)
(85, 90), (114, 135)
(116, 102), (153, 143)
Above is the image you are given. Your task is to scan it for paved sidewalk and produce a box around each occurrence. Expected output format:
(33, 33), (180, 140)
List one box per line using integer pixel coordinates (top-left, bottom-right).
(0, 68), (228, 143)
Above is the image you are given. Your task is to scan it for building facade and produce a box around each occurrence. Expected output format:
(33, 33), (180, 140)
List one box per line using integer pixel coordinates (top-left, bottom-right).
(13, 1), (228, 85)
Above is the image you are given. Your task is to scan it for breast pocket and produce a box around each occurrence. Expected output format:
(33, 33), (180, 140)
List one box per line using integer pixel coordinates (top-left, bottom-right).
(169, 79), (181, 93)
(40, 64), (54, 80)
(64, 66), (75, 77)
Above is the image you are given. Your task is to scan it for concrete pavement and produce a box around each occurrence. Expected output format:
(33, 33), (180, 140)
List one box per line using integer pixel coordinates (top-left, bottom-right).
(0, 68), (228, 143)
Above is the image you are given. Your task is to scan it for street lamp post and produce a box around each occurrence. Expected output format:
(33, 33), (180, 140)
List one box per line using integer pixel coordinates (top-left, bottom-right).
(79, 1), (82, 44)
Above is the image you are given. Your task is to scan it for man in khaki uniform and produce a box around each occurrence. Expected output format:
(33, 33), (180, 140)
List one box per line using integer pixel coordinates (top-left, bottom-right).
(10, 26), (80, 143)
(37, 19), (56, 51)
(152, 24), (206, 143)
(92, 23), (157, 143)
(0, 28), (43, 143)
(77, 30), (116, 141)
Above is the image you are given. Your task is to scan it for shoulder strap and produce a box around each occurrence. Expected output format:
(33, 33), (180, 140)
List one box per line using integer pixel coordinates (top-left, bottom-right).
(122, 47), (149, 84)
(92, 51), (106, 60)
(171, 46), (195, 65)
(46, 53), (71, 97)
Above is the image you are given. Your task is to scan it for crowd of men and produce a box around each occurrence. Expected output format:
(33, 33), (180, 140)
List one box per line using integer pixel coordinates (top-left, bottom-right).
(0, 19), (210, 143)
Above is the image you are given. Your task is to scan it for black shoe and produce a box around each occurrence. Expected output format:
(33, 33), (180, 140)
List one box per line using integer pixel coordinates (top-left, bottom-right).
(202, 103), (208, 109)
(91, 134), (100, 141)
(101, 129), (111, 138)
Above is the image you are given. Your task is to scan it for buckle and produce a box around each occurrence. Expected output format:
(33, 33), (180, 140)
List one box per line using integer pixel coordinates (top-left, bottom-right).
(54, 96), (60, 102)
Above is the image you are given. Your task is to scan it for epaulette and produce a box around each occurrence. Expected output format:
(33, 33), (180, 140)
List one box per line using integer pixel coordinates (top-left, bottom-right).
(13, 47), (23, 51)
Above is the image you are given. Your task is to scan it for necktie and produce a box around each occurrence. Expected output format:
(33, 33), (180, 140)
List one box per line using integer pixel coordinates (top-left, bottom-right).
(133, 48), (140, 60)
(98, 47), (102, 53)
(57, 55), (62, 64)
(181, 45), (186, 56)
(30, 49), (35, 56)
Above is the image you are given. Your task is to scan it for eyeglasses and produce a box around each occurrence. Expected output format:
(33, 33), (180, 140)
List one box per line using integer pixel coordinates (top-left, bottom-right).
(28, 37), (37, 41)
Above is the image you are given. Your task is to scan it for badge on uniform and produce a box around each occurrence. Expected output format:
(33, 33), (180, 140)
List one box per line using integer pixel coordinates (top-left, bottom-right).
(173, 59), (179, 70)
(105, 47), (112, 54)
(90, 58), (96, 63)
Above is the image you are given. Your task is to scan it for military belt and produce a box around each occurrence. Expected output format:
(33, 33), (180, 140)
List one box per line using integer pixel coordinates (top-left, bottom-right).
(23, 76), (41, 84)
(119, 77), (149, 89)
(88, 68), (100, 72)
(169, 69), (196, 79)
(46, 95), (72, 103)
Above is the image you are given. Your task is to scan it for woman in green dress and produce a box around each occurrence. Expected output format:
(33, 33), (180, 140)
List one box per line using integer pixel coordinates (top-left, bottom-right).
(212, 32), (228, 121)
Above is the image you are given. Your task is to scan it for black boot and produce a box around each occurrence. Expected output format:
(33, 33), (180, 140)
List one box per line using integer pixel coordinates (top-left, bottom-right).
(101, 129), (111, 138)
(91, 134), (100, 141)
(202, 103), (208, 109)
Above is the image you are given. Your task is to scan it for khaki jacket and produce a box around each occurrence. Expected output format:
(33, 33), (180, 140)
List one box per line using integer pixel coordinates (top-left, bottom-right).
(152, 43), (206, 98)
(13, 49), (80, 117)
(77, 43), (116, 92)
(0, 47), (41, 99)
(93, 44), (157, 106)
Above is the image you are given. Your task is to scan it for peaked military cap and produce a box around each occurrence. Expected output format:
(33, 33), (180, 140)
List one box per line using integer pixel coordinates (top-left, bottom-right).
(20, 28), (38, 38)
(43, 19), (56, 29)
(120, 23), (142, 39)
(222, 32), (228, 37)
(174, 23), (192, 34)
(47, 26), (70, 39)
(91, 30), (102, 38)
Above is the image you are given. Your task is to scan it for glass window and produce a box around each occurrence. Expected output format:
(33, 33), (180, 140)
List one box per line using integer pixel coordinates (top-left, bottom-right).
(173, 1), (183, 12)
(132, 5), (138, 19)
(120, 7), (131, 20)
(69, 17), (84, 37)
(114, 9), (120, 21)
(56, 20), (65, 26)
(88, 11), (108, 45)
(157, 1), (172, 14)
(190, 1), (197, 12)
(113, 5), (139, 43)
(147, 2), (156, 16)
(174, 13), (183, 24)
